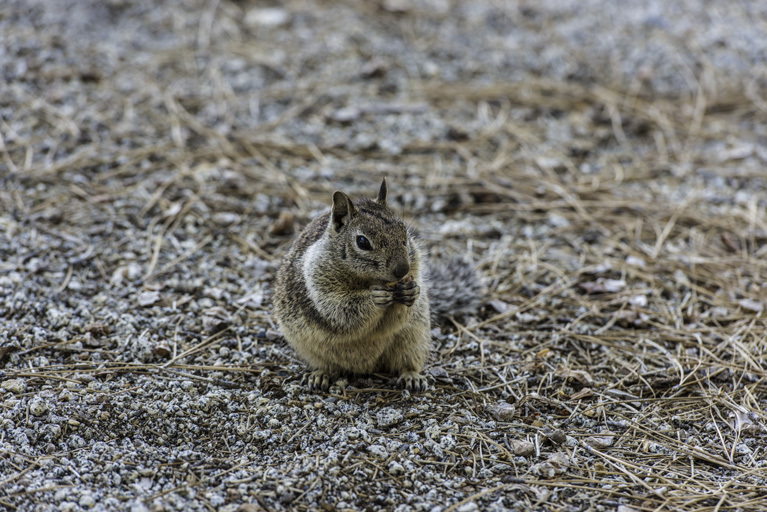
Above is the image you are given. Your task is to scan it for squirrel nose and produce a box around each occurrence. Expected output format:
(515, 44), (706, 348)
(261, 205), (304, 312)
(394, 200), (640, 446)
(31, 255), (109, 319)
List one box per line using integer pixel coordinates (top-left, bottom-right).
(393, 261), (410, 279)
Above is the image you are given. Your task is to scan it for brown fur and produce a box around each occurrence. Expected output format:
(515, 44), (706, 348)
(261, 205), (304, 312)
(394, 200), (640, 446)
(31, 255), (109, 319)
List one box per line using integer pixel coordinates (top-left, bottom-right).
(273, 178), (431, 391)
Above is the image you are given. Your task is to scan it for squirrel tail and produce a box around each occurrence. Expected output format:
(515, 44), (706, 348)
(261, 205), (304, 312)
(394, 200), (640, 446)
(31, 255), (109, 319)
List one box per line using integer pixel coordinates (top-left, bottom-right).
(426, 256), (484, 322)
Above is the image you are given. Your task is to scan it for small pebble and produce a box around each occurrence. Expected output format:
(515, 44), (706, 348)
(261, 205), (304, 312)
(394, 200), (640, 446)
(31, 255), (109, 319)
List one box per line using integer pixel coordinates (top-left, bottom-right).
(376, 407), (403, 428)
(2, 379), (26, 394)
(245, 7), (290, 27)
(548, 429), (567, 445)
(29, 397), (49, 416)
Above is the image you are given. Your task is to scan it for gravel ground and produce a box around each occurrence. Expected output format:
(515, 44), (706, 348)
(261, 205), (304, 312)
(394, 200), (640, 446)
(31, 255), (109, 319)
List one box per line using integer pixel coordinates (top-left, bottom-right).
(2, 1), (767, 511)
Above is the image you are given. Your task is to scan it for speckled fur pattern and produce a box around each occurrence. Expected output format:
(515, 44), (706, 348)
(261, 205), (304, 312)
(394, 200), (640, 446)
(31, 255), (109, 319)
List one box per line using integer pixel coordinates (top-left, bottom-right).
(273, 179), (432, 392)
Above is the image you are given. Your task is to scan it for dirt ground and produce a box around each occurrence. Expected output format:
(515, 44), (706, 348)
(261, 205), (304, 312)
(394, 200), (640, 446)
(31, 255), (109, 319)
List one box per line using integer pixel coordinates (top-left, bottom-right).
(2, 1), (767, 511)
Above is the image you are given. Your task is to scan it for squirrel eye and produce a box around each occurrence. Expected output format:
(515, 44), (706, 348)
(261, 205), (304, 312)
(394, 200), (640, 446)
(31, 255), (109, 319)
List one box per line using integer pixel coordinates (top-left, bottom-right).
(356, 235), (373, 251)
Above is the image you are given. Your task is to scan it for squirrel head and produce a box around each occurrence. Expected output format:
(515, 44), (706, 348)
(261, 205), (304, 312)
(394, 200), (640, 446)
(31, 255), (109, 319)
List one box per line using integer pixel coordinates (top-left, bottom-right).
(326, 178), (413, 284)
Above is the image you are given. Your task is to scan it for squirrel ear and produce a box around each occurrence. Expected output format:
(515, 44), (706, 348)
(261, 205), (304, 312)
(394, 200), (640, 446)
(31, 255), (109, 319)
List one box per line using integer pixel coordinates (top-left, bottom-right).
(376, 177), (388, 206)
(330, 191), (356, 233)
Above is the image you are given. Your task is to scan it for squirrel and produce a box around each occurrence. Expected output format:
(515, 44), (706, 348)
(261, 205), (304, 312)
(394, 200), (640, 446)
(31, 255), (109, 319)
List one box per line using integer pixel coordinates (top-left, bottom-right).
(273, 178), (479, 392)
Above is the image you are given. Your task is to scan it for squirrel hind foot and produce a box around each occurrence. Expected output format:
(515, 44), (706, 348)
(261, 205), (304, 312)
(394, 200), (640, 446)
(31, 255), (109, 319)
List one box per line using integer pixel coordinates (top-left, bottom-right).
(305, 370), (335, 392)
(396, 371), (429, 392)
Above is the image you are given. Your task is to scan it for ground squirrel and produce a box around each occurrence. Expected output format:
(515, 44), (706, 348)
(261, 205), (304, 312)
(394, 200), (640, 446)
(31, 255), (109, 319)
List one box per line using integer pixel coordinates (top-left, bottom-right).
(273, 178), (479, 392)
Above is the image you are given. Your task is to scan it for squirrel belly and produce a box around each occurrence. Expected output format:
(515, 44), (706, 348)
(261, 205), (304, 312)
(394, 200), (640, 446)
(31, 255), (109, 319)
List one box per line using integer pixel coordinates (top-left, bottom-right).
(289, 221), (431, 376)
(272, 178), (476, 392)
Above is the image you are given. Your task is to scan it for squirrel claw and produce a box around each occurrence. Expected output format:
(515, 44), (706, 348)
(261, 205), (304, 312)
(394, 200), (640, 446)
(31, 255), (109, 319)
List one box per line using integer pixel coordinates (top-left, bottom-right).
(397, 371), (429, 392)
(393, 281), (420, 307)
(306, 370), (333, 392)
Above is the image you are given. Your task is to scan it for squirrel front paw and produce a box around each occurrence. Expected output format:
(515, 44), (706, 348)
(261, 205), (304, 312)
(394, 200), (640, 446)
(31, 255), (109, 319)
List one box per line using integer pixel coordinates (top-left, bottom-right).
(371, 284), (396, 306)
(371, 280), (420, 307)
(393, 279), (419, 306)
